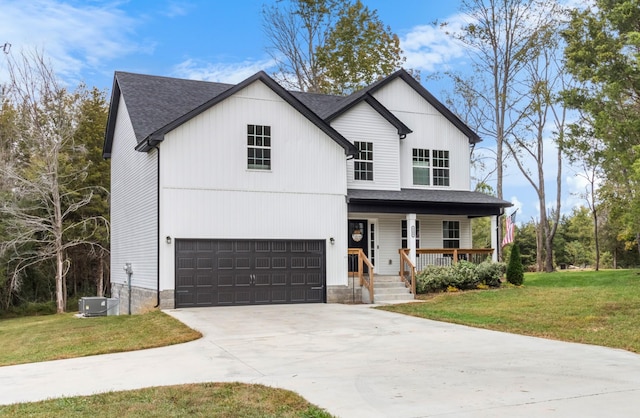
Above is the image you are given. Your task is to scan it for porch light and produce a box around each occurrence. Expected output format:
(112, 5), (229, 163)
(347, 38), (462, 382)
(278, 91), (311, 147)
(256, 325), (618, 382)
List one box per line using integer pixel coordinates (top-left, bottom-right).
(329, 237), (335, 245)
(165, 236), (171, 244)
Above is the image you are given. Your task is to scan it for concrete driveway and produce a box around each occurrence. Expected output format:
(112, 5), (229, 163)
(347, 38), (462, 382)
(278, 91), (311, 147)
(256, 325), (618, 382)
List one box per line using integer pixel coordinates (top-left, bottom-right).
(1, 304), (640, 417)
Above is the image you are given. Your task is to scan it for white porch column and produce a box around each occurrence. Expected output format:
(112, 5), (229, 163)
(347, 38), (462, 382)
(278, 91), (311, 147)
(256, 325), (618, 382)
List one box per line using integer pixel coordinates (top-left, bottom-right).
(407, 213), (417, 266)
(491, 215), (498, 262)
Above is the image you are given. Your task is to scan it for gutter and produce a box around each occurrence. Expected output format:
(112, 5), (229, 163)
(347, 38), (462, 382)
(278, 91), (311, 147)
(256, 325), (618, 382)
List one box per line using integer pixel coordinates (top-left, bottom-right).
(149, 139), (161, 308)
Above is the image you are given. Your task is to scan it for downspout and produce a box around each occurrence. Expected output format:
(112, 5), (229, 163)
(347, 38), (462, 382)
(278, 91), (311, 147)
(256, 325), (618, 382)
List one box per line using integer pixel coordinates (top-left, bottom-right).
(151, 141), (161, 308)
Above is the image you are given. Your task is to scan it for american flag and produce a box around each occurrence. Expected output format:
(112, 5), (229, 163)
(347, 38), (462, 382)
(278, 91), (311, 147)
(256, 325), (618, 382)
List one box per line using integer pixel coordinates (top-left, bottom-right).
(502, 210), (517, 247)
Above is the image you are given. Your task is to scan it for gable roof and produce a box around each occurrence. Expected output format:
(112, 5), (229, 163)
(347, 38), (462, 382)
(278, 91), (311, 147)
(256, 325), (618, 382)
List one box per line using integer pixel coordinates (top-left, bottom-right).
(291, 91), (412, 138)
(103, 71), (358, 158)
(323, 69), (481, 144)
(103, 72), (233, 158)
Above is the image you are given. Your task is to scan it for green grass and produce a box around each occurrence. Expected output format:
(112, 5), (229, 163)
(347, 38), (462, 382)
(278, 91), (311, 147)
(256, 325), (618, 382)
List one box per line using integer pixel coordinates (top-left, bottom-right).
(0, 310), (333, 417)
(379, 269), (640, 353)
(0, 310), (202, 366)
(0, 382), (333, 417)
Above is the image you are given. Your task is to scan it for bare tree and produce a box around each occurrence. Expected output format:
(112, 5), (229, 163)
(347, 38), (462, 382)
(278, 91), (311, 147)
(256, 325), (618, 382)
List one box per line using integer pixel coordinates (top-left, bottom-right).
(262, 0), (345, 92)
(0, 50), (108, 312)
(504, 18), (568, 272)
(445, 0), (562, 260)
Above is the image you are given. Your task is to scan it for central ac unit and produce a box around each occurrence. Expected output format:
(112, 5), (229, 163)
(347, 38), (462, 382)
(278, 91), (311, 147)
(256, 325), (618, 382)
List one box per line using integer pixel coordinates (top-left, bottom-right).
(79, 297), (108, 317)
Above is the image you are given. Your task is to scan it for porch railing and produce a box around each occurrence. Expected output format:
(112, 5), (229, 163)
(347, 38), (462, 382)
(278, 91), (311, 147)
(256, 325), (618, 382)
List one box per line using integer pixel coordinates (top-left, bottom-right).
(399, 250), (416, 296)
(348, 248), (374, 303)
(401, 248), (494, 272)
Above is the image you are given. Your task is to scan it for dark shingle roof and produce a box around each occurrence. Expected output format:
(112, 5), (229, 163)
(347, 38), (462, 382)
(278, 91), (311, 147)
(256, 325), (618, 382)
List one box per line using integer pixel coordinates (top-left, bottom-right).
(137, 71), (357, 156)
(103, 68), (480, 158)
(103, 71), (358, 158)
(347, 188), (512, 216)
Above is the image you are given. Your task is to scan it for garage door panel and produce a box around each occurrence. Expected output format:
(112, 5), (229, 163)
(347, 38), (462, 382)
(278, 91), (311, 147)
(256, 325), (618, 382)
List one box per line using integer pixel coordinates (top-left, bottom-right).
(235, 274), (251, 286)
(307, 273), (322, 286)
(272, 258), (287, 269)
(255, 274), (270, 286)
(291, 257), (306, 268)
(256, 257), (270, 269)
(175, 239), (325, 307)
(218, 274), (233, 287)
(234, 290), (252, 304)
(272, 273), (287, 285)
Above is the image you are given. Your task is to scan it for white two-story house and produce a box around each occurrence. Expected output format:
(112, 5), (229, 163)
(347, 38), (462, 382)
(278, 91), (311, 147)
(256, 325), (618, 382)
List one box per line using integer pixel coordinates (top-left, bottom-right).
(103, 69), (510, 312)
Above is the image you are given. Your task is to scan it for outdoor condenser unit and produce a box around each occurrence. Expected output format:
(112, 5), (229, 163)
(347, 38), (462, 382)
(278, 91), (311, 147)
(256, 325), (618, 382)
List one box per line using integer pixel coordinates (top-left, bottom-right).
(79, 297), (108, 317)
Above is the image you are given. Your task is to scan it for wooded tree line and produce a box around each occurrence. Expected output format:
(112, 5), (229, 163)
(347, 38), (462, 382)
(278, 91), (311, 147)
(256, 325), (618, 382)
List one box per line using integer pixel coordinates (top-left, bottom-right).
(450, 0), (640, 272)
(1, 0), (638, 312)
(0, 52), (109, 313)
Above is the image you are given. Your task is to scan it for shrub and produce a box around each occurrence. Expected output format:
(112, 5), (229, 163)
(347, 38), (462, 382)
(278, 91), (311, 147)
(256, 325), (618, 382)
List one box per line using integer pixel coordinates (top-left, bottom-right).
(449, 260), (480, 290)
(416, 265), (451, 293)
(477, 260), (506, 287)
(506, 244), (524, 285)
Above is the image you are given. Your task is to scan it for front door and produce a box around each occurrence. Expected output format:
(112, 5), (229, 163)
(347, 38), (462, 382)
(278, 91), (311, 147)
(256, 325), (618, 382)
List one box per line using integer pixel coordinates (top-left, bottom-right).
(348, 219), (368, 272)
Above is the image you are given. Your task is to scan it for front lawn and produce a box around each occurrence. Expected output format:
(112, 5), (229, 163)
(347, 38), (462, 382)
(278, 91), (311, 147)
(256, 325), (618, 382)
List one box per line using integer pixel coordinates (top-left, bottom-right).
(0, 310), (202, 366)
(379, 269), (640, 353)
(0, 382), (333, 417)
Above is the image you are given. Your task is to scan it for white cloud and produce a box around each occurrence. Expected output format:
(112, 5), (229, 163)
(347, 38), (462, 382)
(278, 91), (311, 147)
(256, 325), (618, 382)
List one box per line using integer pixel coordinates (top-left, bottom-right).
(172, 58), (276, 84)
(0, 0), (148, 85)
(400, 14), (469, 72)
(161, 1), (192, 18)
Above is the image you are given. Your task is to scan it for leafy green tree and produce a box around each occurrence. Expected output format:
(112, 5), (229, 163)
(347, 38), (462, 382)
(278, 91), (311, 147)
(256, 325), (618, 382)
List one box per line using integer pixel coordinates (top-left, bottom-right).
(506, 244), (524, 285)
(315, 0), (403, 95)
(563, 0), (640, 257)
(262, 0), (403, 94)
(65, 87), (110, 297)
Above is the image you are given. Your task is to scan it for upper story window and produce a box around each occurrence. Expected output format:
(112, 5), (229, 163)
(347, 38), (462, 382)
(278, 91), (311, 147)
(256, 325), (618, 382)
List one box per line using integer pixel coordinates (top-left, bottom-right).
(443, 221), (460, 248)
(247, 124), (271, 170)
(354, 141), (373, 181)
(412, 148), (450, 186)
(432, 150), (450, 186)
(412, 149), (430, 185)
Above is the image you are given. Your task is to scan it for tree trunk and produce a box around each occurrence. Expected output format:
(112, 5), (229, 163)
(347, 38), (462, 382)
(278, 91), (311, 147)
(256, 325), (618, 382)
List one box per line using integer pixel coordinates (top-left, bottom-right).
(56, 246), (64, 313)
(536, 220), (544, 272)
(593, 208), (600, 271)
(97, 254), (104, 297)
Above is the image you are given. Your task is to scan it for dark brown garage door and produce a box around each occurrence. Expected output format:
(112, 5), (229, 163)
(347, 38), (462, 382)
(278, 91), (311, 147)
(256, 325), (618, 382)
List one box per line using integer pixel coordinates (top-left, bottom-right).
(175, 239), (326, 307)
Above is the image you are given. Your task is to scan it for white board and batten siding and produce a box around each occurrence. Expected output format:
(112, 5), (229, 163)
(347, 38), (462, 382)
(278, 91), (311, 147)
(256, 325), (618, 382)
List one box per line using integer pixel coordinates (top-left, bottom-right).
(110, 95), (158, 291)
(158, 80), (350, 289)
(350, 213), (472, 275)
(372, 78), (472, 191)
(331, 101), (401, 191)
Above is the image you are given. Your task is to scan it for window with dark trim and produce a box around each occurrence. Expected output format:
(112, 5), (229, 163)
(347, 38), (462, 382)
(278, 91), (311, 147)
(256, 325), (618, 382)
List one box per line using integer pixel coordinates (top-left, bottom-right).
(401, 220), (420, 248)
(247, 124), (271, 170)
(432, 150), (450, 186)
(354, 141), (373, 181)
(412, 148), (430, 185)
(443, 221), (460, 248)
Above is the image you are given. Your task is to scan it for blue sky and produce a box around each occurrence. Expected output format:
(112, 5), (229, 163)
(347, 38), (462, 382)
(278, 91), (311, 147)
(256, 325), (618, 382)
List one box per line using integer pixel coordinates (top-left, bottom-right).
(0, 0), (585, 223)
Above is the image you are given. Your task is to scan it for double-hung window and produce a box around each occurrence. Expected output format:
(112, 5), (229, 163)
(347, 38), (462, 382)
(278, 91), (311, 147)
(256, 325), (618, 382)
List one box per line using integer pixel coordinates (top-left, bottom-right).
(412, 148), (449, 186)
(432, 150), (450, 186)
(354, 141), (373, 181)
(412, 149), (430, 185)
(247, 124), (271, 170)
(442, 221), (460, 248)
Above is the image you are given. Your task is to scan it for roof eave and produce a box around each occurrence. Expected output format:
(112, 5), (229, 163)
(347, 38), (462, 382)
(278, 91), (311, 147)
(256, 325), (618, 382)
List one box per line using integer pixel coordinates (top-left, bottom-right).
(141, 71), (358, 157)
(102, 75), (121, 159)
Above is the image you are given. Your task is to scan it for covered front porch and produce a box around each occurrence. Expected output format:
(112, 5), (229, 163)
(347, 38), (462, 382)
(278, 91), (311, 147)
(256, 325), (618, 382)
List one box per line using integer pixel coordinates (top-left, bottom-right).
(346, 188), (512, 303)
